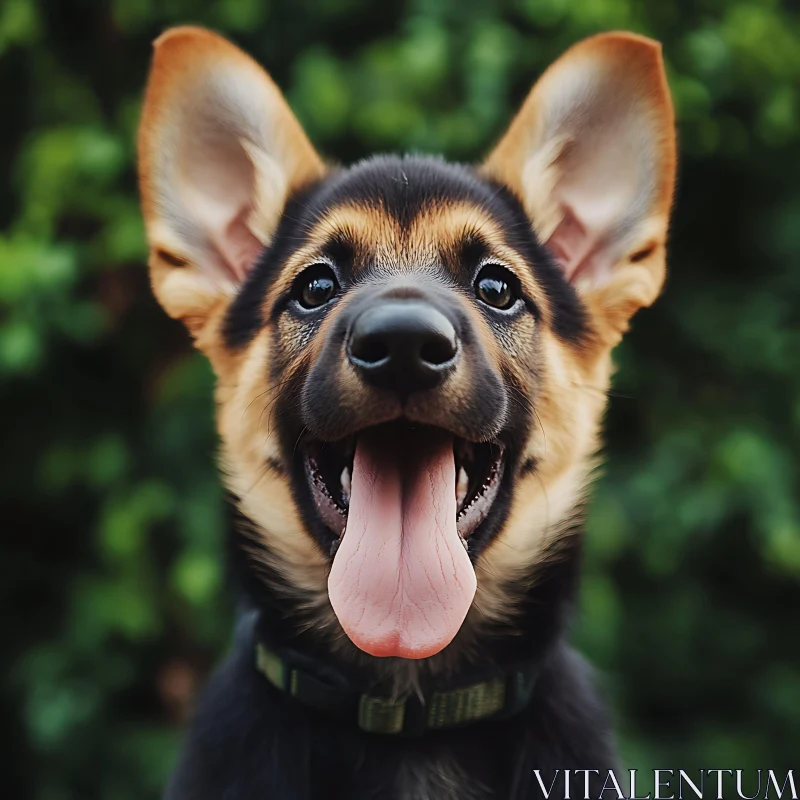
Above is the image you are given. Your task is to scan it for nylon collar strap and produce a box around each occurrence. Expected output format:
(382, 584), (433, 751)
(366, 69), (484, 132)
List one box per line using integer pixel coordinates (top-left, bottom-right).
(255, 641), (538, 736)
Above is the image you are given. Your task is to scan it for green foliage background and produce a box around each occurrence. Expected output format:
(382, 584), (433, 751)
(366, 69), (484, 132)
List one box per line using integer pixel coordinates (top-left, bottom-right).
(1, 0), (799, 796)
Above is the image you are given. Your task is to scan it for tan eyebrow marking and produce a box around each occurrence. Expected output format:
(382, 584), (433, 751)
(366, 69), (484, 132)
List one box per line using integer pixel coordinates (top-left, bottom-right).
(262, 198), (557, 330)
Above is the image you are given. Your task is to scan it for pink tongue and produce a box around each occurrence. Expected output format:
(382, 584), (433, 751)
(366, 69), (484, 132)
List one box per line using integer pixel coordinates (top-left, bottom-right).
(328, 427), (476, 659)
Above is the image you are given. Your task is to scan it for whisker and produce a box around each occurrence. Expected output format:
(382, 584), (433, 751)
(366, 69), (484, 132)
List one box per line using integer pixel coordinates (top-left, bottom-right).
(255, 374), (298, 434)
(502, 385), (548, 456)
(243, 387), (272, 420)
(292, 426), (309, 458)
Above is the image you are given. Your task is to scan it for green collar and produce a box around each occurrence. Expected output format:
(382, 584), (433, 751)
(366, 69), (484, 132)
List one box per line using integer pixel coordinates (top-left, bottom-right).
(255, 640), (539, 737)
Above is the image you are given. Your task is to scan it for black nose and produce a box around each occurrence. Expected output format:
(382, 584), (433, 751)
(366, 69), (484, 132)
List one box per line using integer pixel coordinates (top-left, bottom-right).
(347, 301), (459, 396)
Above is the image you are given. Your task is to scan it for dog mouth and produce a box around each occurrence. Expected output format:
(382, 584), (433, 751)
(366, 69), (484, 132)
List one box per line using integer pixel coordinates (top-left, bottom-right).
(304, 422), (505, 543)
(302, 421), (505, 660)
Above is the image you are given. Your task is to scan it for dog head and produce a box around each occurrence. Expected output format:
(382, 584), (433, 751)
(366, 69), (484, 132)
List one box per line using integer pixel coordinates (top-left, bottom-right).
(138, 28), (675, 661)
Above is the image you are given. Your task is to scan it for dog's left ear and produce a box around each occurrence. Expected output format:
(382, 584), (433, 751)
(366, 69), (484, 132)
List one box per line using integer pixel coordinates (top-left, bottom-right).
(484, 32), (676, 340)
(138, 27), (325, 336)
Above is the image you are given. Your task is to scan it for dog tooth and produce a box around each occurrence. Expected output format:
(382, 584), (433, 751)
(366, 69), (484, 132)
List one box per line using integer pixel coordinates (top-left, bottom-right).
(456, 466), (468, 509)
(340, 466), (351, 504)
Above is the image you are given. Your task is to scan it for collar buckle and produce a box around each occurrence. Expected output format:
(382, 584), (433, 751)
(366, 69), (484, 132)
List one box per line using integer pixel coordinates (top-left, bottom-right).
(256, 640), (538, 737)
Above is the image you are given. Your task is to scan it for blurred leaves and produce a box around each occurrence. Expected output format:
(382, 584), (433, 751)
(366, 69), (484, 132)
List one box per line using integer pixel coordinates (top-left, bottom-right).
(1, 0), (800, 796)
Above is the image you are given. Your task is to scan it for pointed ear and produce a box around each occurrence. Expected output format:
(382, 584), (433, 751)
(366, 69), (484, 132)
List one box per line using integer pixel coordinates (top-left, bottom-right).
(483, 32), (676, 340)
(138, 27), (325, 335)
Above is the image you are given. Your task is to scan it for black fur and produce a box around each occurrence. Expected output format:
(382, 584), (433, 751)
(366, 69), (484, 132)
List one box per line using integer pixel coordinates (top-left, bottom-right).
(223, 156), (590, 350)
(172, 156), (616, 799)
(167, 522), (619, 799)
(223, 181), (325, 348)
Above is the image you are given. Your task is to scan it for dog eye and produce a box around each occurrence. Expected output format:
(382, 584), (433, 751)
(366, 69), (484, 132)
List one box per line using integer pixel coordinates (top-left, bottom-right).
(294, 264), (339, 309)
(474, 264), (517, 310)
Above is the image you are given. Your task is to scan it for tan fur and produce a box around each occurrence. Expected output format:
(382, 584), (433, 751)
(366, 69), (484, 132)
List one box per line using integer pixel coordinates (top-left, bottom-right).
(202, 193), (620, 678)
(138, 26), (325, 338)
(483, 31), (676, 345)
(138, 28), (676, 691)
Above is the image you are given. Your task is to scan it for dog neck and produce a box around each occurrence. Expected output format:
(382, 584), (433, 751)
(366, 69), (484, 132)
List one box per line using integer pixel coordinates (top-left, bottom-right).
(229, 502), (583, 698)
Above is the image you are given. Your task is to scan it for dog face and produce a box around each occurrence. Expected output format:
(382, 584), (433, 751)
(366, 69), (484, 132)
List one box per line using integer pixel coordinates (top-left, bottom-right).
(138, 28), (675, 661)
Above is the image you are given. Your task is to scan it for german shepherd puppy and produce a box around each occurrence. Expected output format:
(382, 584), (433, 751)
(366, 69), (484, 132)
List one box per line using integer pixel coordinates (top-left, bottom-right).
(138, 26), (676, 800)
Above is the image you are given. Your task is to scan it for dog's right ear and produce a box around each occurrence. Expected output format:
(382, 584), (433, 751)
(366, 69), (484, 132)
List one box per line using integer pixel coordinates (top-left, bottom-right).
(138, 27), (325, 337)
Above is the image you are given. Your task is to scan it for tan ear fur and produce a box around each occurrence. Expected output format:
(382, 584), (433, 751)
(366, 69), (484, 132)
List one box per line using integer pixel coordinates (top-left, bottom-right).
(483, 32), (676, 344)
(138, 26), (325, 337)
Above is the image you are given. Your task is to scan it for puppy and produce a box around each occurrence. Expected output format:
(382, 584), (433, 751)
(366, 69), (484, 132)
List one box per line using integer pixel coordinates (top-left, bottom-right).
(137, 26), (675, 800)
